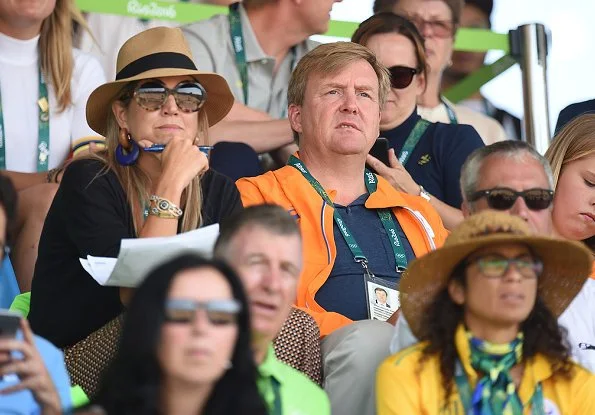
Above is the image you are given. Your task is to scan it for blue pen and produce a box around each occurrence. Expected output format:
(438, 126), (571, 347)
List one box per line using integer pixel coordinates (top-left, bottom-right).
(143, 144), (213, 158)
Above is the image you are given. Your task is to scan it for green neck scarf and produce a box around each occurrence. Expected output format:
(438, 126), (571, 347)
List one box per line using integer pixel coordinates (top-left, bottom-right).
(467, 331), (524, 415)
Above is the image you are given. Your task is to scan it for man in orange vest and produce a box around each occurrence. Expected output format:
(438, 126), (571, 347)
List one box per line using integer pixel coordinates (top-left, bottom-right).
(237, 41), (448, 415)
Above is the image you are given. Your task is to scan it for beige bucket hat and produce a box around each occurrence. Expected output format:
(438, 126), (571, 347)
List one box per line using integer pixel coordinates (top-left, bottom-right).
(86, 26), (234, 136)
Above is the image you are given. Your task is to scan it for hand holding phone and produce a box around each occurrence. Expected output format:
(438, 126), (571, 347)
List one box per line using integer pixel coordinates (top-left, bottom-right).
(367, 138), (390, 174)
(0, 317), (62, 413)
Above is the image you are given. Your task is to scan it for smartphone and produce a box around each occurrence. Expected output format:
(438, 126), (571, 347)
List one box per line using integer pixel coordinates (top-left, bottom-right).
(367, 137), (390, 173)
(0, 310), (21, 339)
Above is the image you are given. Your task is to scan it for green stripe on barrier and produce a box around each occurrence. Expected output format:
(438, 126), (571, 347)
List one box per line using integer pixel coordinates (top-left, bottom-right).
(75, 0), (508, 52)
(76, 0), (227, 23)
(443, 54), (517, 103)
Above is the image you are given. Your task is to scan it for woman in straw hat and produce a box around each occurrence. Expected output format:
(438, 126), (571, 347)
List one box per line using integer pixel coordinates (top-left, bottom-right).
(28, 27), (242, 349)
(377, 211), (595, 414)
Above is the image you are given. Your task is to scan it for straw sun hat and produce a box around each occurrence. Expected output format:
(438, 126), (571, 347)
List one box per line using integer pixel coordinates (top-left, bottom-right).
(400, 211), (593, 340)
(86, 27), (234, 137)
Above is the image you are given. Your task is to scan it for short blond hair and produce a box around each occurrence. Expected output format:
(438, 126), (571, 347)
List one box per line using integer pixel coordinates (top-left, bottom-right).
(546, 113), (595, 187)
(288, 42), (390, 108)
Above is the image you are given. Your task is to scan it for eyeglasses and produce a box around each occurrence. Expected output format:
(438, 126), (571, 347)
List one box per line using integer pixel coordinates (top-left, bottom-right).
(388, 66), (420, 89)
(467, 254), (544, 279)
(468, 188), (554, 211)
(132, 80), (207, 113)
(407, 16), (455, 38)
(164, 299), (241, 326)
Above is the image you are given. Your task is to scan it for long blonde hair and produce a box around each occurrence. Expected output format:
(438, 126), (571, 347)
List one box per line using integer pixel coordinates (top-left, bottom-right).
(545, 114), (595, 188)
(95, 89), (207, 235)
(39, 0), (90, 112)
(546, 113), (595, 252)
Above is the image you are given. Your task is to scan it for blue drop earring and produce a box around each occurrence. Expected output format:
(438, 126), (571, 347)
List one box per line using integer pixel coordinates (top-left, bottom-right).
(115, 128), (140, 166)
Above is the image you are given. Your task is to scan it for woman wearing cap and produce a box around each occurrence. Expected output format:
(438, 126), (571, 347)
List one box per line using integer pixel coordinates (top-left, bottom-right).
(352, 13), (484, 231)
(373, 0), (507, 145)
(29, 27), (242, 349)
(377, 211), (595, 414)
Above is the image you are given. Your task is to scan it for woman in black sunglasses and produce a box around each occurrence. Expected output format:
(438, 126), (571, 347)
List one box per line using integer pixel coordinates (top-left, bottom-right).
(94, 254), (267, 415)
(352, 13), (484, 230)
(29, 28), (243, 351)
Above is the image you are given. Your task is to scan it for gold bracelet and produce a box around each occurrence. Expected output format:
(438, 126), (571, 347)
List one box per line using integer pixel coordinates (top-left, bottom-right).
(148, 195), (183, 219)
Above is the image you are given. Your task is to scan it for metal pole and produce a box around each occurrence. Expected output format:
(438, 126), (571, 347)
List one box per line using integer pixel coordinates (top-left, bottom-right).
(512, 24), (551, 154)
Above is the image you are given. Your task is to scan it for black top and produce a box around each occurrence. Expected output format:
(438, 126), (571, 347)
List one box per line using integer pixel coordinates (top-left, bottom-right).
(381, 110), (485, 209)
(29, 159), (243, 347)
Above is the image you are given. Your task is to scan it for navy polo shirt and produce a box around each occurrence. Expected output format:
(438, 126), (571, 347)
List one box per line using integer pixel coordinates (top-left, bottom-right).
(381, 110), (484, 209)
(314, 194), (415, 321)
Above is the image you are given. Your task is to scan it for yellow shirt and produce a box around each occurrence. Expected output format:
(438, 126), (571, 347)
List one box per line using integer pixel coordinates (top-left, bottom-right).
(377, 325), (595, 415)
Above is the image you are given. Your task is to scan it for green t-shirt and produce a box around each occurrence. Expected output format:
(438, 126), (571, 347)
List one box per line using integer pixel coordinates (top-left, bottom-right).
(257, 345), (330, 415)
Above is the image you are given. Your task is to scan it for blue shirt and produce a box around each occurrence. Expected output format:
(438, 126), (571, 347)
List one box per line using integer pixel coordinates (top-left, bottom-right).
(0, 332), (71, 414)
(314, 194), (415, 321)
(555, 99), (595, 135)
(382, 110), (484, 209)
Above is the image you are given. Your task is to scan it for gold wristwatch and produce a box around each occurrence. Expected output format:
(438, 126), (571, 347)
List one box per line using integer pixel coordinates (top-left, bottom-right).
(148, 195), (183, 219)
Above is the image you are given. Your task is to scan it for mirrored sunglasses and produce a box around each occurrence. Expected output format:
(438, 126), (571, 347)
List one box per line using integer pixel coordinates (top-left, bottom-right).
(388, 66), (420, 89)
(468, 188), (554, 211)
(164, 298), (241, 326)
(133, 80), (207, 113)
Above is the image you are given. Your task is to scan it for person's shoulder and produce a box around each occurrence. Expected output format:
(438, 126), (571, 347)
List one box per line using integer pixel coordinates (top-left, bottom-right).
(380, 342), (427, 373)
(202, 168), (235, 189)
(276, 358), (328, 399)
(61, 157), (114, 187)
(182, 12), (228, 40)
(237, 165), (297, 189)
(71, 48), (107, 81)
(556, 99), (595, 133)
(31, 333), (63, 360)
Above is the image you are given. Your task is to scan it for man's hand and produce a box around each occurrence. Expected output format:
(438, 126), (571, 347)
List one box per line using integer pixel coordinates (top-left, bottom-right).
(0, 319), (61, 415)
(366, 149), (419, 195)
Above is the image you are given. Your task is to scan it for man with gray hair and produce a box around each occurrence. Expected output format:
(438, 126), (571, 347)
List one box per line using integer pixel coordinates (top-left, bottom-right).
(214, 204), (330, 414)
(391, 140), (595, 373)
(237, 41), (449, 415)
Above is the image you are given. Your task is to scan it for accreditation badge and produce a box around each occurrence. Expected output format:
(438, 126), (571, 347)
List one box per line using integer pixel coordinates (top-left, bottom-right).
(364, 274), (400, 322)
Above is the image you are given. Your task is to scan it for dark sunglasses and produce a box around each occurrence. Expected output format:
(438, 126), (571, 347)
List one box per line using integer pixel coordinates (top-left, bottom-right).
(164, 298), (241, 326)
(132, 80), (207, 113)
(388, 66), (420, 89)
(467, 253), (543, 280)
(468, 188), (554, 211)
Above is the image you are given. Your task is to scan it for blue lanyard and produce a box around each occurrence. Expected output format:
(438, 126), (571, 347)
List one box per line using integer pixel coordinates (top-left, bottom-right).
(397, 119), (431, 166)
(441, 96), (458, 124)
(271, 377), (282, 415)
(0, 65), (50, 171)
(228, 2), (296, 117)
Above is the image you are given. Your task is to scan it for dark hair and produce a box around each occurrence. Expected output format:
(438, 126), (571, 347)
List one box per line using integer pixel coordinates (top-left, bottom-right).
(419, 260), (573, 401)
(373, 0), (464, 25)
(94, 254), (267, 415)
(0, 174), (18, 247)
(352, 12), (428, 82)
(214, 204), (300, 260)
(375, 287), (388, 296)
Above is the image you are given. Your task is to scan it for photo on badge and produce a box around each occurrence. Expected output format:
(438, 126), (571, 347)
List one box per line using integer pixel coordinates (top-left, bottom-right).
(364, 276), (400, 322)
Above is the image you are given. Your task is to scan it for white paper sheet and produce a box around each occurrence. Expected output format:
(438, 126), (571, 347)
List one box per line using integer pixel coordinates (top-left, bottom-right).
(80, 223), (220, 288)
